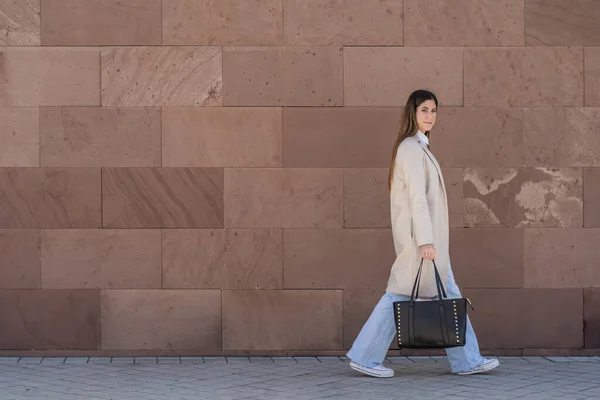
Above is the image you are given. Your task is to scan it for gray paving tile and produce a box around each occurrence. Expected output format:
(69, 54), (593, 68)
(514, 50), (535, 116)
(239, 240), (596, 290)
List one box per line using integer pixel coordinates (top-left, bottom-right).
(17, 357), (43, 364)
(157, 357), (181, 364)
(546, 357), (574, 363)
(293, 357), (321, 364)
(226, 356), (250, 363)
(317, 356), (344, 363)
(249, 357), (273, 364)
(64, 357), (89, 364)
(498, 357), (531, 364)
(386, 357), (414, 365)
(407, 356), (437, 363)
(567, 356), (600, 362)
(88, 357), (112, 364)
(1, 354), (600, 399)
(181, 356), (206, 364)
(134, 357), (157, 364)
(521, 357), (551, 363)
(111, 357), (134, 364)
(272, 357), (297, 364)
(41, 357), (65, 364)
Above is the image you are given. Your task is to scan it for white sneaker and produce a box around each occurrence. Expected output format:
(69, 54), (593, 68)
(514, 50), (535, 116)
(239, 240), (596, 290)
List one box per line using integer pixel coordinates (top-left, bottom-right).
(457, 358), (500, 375)
(349, 361), (394, 378)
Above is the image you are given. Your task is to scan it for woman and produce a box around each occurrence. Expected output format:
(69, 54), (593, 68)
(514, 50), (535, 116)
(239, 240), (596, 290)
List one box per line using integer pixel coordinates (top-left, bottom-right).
(346, 90), (499, 378)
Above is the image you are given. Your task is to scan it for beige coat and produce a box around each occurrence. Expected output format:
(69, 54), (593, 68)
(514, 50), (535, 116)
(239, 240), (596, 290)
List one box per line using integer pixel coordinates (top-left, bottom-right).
(386, 136), (450, 298)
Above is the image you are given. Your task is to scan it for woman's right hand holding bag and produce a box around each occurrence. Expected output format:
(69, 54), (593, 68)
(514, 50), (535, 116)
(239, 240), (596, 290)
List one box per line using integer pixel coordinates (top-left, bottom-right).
(420, 244), (436, 260)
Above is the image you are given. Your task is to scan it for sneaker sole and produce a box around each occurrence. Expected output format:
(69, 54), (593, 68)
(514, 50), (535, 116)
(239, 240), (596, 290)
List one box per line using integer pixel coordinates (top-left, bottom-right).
(457, 359), (500, 375)
(349, 361), (394, 378)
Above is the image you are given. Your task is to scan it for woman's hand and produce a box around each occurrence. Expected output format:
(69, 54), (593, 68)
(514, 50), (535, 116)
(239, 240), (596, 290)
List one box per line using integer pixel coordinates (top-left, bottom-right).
(420, 244), (436, 260)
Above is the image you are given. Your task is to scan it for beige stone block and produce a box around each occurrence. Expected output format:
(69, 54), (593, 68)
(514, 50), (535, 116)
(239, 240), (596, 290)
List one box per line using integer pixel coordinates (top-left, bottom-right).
(41, 0), (161, 45)
(42, 230), (161, 289)
(525, 229), (600, 288)
(0, 108), (39, 167)
(162, 229), (282, 289)
(102, 47), (222, 106)
(224, 168), (343, 228)
(0, 48), (100, 106)
(222, 290), (342, 350)
(0, 168), (101, 228)
(524, 108), (600, 167)
(465, 47), (584, 107)
(101, 290), (221, 350)
(0, 230), (40, 289)
(525, 0), (600, 46)
(283, 229), (395, 289)
(283, 107), (400, 168)
(344, 169), (391, 228)
(41, 107), (161, 167)
(163, 0), (282, 45)
(433, 107), (524, 167)
(102, 168), (224, 228)
(284, 0), (403, 45)
(450, 228), (524, 289)
(223, 46), (343, 106)
(585, 48), (600, 106)
(464, 288), (583, 348)
(584, 168), (600, 227)
(405, 0), (524, 46)
(0, 0), (40, 45)
(584, 288), (600, 348)
(162, 107), (282, 167)
(344, 47), (463, 106)
(0, 290), (100, 349)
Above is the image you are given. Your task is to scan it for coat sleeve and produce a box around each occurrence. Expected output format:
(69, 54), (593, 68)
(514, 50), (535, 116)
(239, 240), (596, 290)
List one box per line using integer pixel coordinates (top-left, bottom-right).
(396, 143), (434, 247)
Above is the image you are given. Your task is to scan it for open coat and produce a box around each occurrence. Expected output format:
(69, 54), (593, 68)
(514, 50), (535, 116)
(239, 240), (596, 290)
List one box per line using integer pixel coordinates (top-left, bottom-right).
(386, 135), (450, 298)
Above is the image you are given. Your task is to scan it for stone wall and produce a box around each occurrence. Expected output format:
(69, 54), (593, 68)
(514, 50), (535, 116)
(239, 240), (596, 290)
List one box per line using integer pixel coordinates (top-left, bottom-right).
(0, 0), (599, 356)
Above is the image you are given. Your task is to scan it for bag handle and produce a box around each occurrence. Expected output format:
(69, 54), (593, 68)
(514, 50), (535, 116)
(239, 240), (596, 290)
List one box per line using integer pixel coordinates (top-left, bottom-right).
(414, 260), (445, 300)
(409, 259), (447, 302)
(432, 262), (447, 299)
(409, 259), (424, 301)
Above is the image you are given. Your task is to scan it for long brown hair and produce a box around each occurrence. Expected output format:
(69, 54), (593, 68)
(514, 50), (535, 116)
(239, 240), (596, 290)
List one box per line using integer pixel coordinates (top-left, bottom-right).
(388, 90), (438, 190)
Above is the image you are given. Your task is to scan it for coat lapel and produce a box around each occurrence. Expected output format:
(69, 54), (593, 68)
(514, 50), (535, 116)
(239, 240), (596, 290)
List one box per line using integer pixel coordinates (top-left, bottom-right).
(424, 147), (447, 197)
(411, 137), (447, 199)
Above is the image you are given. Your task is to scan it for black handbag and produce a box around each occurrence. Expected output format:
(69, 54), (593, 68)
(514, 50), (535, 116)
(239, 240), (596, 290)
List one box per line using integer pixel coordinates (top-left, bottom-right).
(393, 259), (473, 349)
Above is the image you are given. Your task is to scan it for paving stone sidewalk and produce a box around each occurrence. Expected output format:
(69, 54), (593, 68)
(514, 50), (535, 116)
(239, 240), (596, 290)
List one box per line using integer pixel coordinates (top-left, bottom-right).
(1, 356), (600, 400)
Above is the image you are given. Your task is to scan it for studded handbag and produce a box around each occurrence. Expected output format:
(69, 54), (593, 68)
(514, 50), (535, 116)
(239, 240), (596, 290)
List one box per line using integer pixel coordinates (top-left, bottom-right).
(393, 259), (473, 349)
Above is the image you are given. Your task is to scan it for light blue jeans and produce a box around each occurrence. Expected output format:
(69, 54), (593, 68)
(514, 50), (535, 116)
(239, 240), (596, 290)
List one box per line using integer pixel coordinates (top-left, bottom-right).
(346, 265), (485, 374)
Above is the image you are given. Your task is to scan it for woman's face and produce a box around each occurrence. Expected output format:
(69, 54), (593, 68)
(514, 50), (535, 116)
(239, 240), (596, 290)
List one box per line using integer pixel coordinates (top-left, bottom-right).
(416, 99), (437, 132)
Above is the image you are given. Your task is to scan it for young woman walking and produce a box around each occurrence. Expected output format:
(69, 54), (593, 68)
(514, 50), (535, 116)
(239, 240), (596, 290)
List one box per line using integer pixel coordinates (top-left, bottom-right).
(346, 90), (500, 378)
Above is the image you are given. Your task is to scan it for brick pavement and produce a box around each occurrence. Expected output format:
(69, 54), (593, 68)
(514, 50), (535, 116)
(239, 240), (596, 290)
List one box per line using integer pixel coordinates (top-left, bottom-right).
(1, 356), (599, 400)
